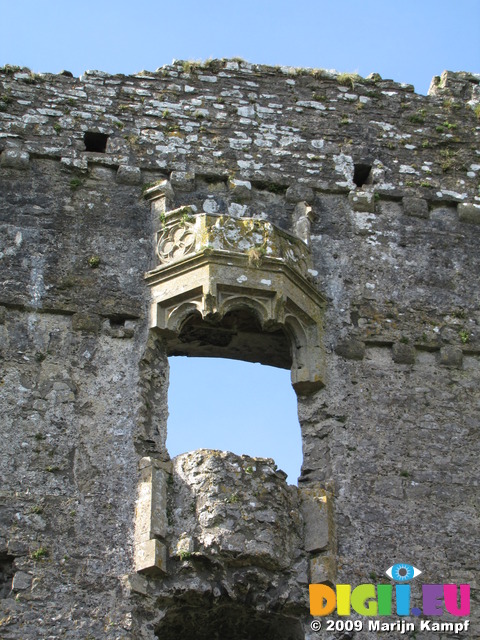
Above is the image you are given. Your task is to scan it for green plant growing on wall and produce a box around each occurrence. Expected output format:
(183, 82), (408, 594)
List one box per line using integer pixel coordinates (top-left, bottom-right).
(180, 211), (194, 225)
(459, 330), (469, 344)
(30, 505), (43, 514)
(69, 177), (83, 191)
(336, 72), (362, 89)
(180, 60), (202, 74)
(439, 148), (459, 173)
(409, 110), (426, 124)
(88, 255), (100, 269)
(24, 72), (44, 84)
(247, 245), (266, 267)
(1, 90), (13, 105)
(1, 64), (22, 75)
(31, 547), (48, 560)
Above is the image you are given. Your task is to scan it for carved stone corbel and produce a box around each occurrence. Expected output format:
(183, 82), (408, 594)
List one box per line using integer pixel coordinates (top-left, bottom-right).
(144, 184), (326, 394)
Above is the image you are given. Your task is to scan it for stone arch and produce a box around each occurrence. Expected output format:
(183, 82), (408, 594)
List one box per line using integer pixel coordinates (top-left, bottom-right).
(166, 300), (203, 335)
(165, 302), (292, 370)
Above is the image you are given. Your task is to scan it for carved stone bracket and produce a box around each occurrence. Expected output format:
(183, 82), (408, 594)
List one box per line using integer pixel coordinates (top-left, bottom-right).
(144, 187), (326, 393)
(134, 457), (171, 574)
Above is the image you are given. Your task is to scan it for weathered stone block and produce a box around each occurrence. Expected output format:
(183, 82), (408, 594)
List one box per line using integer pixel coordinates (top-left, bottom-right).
(135, 457), (169, 541)
(71, 312), (101, 334)
(228, 177), (252, 202)
(7, 539), (29, 556)
(293, 201), (314, 245)
(145, 180), (175, 214)
(1, 149), (30, 169)
(116, 164), (142, 185)
(348, 190), (375, 212)
(392, 342), (416, 364)
(135, 539), (167, 574)
(439, 345), (463, 368)
(403, 196), (429, 218)
(103, 319), (135, 339)
(300, 487), (330, 553)
(126, 572), (149, 595)
(175, 535), (195, 556)
(12, 571), (32, 591)
(458, 202), (480, 225)
(335, 338), (365, 360)
(105, 325), (135, 339)
(309, 553), (337, 584)
(171, 450), (302, 571)
(170, 170), (196, 190)
(286, 183), (314, 203)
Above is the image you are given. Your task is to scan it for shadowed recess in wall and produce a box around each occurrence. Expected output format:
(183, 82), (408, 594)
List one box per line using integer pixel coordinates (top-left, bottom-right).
(170, 308), (292, 369)
(155, 597), (304, 640)
(0, 552), (14, 598)
(166, 357), (301, 483)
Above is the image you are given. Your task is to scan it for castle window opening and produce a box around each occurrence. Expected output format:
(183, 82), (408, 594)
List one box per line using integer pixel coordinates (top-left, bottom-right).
(166, 356), (302, 483)
(83, 131), (109, 152)
(353, 162), (372, 187)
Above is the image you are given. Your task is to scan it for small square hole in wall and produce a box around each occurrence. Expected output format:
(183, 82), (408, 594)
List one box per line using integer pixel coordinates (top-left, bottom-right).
(0, 552), (15, 598)
(84, 131), (109, 153)
(353, 163), (372, 187)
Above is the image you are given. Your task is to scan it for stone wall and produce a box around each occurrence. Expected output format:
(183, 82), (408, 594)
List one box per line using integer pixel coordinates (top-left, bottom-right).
(0, 59), (479, 638)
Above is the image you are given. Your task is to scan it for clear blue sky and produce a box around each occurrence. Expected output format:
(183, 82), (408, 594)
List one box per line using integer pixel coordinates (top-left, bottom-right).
(2, 1), (478, 481)
(1, 0), (479, 95)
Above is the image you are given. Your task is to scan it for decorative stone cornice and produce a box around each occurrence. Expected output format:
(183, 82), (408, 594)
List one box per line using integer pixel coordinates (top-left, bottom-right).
(148, 202), (316, 281)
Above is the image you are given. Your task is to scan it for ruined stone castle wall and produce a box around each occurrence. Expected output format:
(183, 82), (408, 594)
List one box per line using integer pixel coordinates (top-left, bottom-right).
(0, 60), (479, 638)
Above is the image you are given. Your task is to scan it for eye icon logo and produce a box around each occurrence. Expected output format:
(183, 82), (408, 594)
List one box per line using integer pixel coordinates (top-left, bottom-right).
(386, 563), (422, 582)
